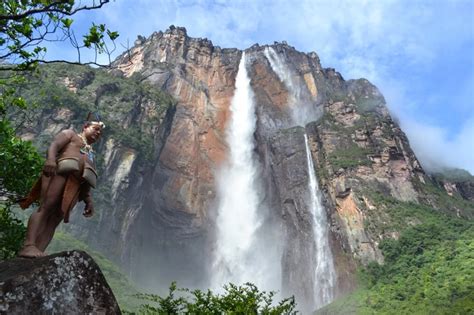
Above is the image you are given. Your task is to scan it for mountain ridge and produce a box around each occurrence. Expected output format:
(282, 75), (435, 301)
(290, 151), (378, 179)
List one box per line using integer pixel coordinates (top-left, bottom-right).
(11, 25), (473, 312)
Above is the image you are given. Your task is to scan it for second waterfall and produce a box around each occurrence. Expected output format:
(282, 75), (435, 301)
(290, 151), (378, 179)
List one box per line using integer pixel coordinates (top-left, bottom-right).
(265, 46), (337, 309)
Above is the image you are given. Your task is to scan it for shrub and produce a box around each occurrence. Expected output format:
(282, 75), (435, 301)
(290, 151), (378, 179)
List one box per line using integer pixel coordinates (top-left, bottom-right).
(126, 282), (297, 315)
(0, 204), (27, 260)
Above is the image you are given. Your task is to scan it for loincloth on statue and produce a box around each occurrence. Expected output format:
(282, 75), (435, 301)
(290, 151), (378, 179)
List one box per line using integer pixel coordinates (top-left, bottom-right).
(19, 172), (87, 223)
(61, 173), (84, 223)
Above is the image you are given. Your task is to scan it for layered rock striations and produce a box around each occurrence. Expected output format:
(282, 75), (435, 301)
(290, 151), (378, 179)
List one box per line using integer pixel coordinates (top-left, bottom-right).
(15, 26), (474, 310)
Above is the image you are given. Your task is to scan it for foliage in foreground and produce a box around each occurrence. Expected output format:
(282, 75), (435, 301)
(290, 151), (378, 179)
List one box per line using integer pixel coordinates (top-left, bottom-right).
(0, 0), (117, 70)
(0, 81), (44, 259)
(125, 282), (297, 315)
(0, 205), (27, 260)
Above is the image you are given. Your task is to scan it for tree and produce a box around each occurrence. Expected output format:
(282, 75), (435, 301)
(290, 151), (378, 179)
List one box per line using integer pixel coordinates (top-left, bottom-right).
(0, 0), (119, 71)
(0, 0), (118, 259)
(126, 282), (298, 315)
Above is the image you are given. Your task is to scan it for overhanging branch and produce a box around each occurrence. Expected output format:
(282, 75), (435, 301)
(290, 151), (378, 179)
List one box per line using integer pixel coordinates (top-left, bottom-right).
(0, 1), (110, 21)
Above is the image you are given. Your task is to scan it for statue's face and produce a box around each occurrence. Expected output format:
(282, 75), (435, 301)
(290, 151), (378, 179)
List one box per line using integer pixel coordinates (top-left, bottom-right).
(83, 123), (103, 144)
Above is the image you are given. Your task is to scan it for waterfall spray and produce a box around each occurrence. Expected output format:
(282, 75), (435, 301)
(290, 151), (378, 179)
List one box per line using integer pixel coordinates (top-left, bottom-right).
(211, 52), (277, 291)
(265, 47), (336, 308)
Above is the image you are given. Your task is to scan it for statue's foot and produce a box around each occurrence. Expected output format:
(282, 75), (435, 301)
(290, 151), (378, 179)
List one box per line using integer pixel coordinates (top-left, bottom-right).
(18, 244), (45, 258)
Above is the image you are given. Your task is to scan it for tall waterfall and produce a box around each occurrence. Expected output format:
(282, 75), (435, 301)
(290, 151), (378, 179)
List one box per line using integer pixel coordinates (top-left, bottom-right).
(211, 52), (278, 291)
(265, 47), (336, 308)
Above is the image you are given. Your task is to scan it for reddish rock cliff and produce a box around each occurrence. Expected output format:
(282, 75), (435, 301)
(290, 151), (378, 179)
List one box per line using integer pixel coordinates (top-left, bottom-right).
(15, 25), (474, 310)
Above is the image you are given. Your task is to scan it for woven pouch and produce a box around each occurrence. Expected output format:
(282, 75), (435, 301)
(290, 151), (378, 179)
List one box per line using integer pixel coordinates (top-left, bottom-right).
(57, 157), (80, 174)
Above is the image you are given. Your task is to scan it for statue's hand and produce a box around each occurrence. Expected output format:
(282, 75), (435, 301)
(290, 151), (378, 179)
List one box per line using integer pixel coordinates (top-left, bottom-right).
(83, 202), (94, 218)
(43, 160), (57, 177)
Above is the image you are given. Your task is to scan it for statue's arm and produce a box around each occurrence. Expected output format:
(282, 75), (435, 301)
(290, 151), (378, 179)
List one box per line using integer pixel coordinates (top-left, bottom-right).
(80, 185), (94, 217)
(43, 129), (74, 177)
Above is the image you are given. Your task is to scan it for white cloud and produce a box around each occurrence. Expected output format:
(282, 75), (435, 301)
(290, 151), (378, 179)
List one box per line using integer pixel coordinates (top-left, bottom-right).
(402, 117), (474, 174)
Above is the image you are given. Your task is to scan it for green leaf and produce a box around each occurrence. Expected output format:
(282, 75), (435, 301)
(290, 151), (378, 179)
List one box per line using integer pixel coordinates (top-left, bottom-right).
(107, 30), (119, 41)
(61, 18), (73, 28)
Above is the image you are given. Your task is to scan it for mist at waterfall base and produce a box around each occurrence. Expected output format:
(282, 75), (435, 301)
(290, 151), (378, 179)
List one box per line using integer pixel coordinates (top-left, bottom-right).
(264, 47), (337, 309)
(211, 52), (283, 294)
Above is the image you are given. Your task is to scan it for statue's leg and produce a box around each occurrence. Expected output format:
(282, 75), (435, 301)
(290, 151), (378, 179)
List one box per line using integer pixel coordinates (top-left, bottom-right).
(37, 209), (64, 252)
(18, 174), (67, 258)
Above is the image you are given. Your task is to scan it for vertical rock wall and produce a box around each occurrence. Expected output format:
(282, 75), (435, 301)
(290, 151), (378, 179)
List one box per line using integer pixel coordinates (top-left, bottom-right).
(19, 26), (456, 309)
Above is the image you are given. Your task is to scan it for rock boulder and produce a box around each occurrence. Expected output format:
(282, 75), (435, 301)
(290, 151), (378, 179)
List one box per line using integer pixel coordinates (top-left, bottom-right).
(0, 251), (121, 315)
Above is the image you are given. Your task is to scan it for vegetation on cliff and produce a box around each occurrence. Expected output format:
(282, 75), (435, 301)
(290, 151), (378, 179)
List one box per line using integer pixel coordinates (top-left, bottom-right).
(362, 195), (473, 313)
(313, 79), (473, 313)
(431, 167), (474, 182)
(16, 64), (174, 161)
(319, 189), (473, 314)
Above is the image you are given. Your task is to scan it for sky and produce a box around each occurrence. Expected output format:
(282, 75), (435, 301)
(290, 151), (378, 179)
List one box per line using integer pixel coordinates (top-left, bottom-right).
(45, 0), (474, 174)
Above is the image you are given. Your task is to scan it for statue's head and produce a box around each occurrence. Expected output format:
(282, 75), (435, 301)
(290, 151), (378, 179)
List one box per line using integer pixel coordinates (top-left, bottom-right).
(82, 112), (105, 144)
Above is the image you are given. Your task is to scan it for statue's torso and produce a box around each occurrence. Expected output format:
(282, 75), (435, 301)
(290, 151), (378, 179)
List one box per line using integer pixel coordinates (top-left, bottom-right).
(56, 132), (97, 185)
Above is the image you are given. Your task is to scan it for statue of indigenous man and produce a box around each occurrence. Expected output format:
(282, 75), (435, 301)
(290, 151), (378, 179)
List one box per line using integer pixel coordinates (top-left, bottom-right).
(17, 113), (104, 258)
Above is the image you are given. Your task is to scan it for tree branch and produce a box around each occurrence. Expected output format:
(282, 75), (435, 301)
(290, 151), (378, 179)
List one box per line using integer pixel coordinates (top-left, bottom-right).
(0, 1), (110, 21)
(0, 19), (60, 60)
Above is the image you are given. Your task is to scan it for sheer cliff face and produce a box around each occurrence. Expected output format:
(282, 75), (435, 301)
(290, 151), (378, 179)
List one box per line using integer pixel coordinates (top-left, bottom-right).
(106, 27), (429, 294)
(107, 28), (244, 288)
(21, 26), (462, 301)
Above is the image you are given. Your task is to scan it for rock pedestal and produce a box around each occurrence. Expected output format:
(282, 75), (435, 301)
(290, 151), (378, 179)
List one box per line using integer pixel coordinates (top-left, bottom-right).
(0, 251), (121, 315)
